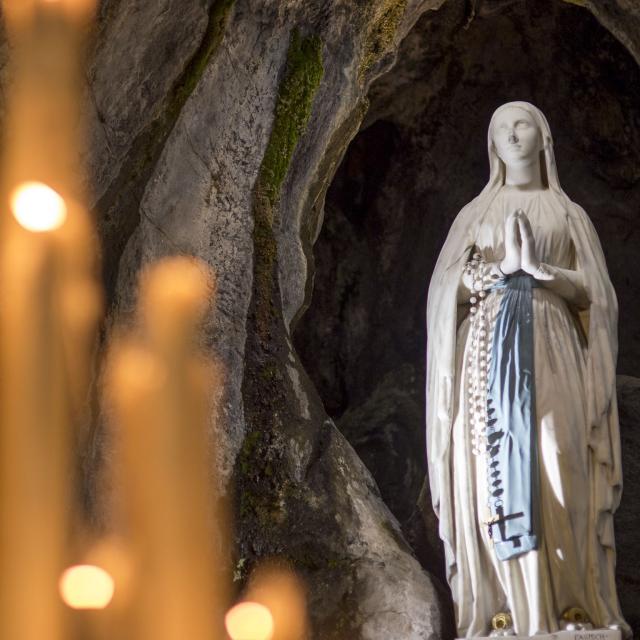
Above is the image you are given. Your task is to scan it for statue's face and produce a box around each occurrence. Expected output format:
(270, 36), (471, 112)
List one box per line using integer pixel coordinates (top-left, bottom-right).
(491, 107), (542, 167)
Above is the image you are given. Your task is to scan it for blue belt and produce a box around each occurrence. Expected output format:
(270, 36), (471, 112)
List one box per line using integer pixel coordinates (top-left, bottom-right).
(485, 271), (540, 560)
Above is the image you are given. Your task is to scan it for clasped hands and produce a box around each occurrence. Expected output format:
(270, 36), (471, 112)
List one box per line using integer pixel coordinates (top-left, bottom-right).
(461, 209), (548, 302)
(500, 209), (541, 276)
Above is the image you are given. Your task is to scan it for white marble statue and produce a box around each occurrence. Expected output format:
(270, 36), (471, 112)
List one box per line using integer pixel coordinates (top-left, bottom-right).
(425, 101), (630, 638)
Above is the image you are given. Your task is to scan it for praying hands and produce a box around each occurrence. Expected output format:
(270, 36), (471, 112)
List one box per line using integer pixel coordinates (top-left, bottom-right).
(500, 208), (542, 276)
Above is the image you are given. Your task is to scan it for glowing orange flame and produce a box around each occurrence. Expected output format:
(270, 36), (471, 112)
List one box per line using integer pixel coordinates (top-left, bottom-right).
(58, 564), (115, 610)
(10, 182), (67, 232)
(225, 601), (275, 640)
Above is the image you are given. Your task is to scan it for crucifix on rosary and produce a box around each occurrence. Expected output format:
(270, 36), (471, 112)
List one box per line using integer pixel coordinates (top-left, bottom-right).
(483, 510), (525, 548)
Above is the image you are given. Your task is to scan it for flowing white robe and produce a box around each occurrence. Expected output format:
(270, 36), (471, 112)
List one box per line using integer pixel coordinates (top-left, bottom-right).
(450, 188), (625, 636)
(426, 101), (629, 639)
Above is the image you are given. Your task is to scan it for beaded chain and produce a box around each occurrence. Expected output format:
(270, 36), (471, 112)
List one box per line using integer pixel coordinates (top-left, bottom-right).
(464, 252), (495, 457)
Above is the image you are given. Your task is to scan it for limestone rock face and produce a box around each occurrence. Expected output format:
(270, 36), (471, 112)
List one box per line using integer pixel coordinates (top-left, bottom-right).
(84, 0), (455, 637)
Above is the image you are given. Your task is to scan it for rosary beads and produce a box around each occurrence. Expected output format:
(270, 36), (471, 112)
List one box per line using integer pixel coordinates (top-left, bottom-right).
(465, 253), (495, 456)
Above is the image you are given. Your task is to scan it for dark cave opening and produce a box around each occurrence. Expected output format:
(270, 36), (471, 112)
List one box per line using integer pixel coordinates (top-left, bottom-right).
(293, 0), (640, 603)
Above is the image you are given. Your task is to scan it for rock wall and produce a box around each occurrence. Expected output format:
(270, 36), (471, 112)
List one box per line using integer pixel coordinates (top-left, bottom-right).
(83, 0), (454, 637)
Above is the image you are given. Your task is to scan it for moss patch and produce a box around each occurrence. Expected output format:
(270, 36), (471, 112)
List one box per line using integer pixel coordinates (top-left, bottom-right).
(236, 426), (290, 526)
(237, 25), (324, 553)
(251, 28), (324, 336)
(359, 0), (407, 81)
(259, 30), (324, 210)
(236, 26), (385, 636)
(292, 96), (370, 331)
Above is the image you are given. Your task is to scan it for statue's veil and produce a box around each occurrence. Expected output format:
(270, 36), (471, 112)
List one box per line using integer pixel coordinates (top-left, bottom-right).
(425, 101), (622, 598)
(469, 100), (570, 234)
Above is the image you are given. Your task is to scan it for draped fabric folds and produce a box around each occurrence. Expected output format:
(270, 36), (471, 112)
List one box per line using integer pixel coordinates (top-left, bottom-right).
(485, 273), (539, 561)
(425, 101), (628, 636)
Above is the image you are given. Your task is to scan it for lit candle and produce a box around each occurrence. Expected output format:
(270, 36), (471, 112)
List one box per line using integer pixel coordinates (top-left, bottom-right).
(0, 1), (100, 639)
(11, 182), (68, 231)
(61, 538), (133, 640)
(225, 602), (275, 640)
(106, 257), (227, 640)
(3, 0), (96, 29)
(59, 564), (115, 610)
(240, 563), (308, 640)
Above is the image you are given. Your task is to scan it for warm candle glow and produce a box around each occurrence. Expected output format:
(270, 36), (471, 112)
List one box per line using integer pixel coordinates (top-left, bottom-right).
(225, 602), (275, 640)
(107, 257), (227, 640)
(59, 565), (115, 610)
(10, 182), (67, 232)
(39, 0), (96, 11)
(0, 0), (100, 635)
(244, 564), (308, 640)
(2, 0), (97, 22)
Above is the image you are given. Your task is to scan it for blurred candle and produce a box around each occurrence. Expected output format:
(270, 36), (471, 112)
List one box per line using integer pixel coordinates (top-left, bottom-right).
(106, 257), (227, 640)
(242, 563), (308, 640)
(63, 538), (133, 640)
(225, 602), (275, 640)
(11, 181), (68, 231)
(3, 0), (96, 28)
(0, 0), (100, 639)
(59, 564), (115, 610)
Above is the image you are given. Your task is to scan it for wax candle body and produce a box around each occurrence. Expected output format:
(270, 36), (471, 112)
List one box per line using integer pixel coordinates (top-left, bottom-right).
(0, 2), (99, 639)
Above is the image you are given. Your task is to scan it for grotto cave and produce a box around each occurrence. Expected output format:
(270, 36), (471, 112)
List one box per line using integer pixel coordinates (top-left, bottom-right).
(295, 0), (640, 635)
(6, 0), (637, 637)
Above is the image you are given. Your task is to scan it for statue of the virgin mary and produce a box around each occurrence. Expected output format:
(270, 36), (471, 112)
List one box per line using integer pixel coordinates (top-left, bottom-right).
(425, 101), (630, 638)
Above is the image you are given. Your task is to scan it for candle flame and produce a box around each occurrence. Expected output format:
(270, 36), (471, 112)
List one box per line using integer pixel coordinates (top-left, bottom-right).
(225, 602), (275, 640)
(58, 564), (115, 610)
(10, 182), (67, 232)
(244, 564), (308, 640)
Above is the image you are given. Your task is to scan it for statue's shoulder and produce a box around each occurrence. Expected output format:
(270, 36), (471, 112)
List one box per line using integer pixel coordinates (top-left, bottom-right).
(562, 196), (597, 228)
(557, 195), (606, 252)
(549, 189), (590, 220)
(451, 193), (483, 223)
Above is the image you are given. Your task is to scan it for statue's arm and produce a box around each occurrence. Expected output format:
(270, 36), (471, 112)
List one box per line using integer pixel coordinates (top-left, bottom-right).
(518, 214), (589, 309)
(531, 262), (590, 309)
(456, 247), (503, 304)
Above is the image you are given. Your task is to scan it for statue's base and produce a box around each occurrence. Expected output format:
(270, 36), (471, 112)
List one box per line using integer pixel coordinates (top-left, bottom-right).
(458, 629), (621, 640)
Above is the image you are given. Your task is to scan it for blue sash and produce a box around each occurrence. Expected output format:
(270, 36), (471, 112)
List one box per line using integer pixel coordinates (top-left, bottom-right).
(485, 271), (540, 561)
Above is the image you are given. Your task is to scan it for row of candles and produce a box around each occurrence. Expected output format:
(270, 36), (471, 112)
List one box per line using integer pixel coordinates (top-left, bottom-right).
(0, 1), (307, 639)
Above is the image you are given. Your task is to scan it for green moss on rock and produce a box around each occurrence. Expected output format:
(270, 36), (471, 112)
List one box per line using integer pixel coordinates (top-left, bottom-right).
(252, 28), (324, 335)
(293, 96), (370, 330)
(168, 0), (236, 120)
(359, 0), (407, 81)
(259, 30), (324, 211)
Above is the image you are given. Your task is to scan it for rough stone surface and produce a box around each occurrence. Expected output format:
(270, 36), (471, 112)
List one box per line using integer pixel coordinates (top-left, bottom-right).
(275, 0), (449, 330)
(82, 0), (454, 638)
(87, 0), (212, 200)
(339, 365), (425, 524)
(570, 0), (640, 66)
(114, 0), (285, 479)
